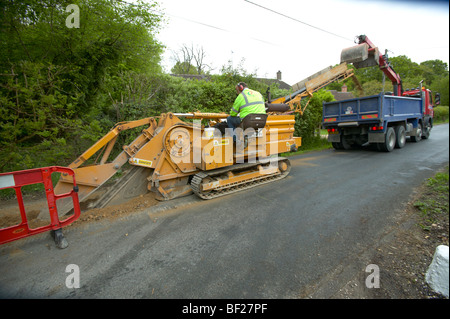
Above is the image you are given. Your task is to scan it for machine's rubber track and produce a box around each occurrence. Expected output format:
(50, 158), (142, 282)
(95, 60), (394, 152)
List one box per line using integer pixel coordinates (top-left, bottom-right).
(191, 157), (291, 199)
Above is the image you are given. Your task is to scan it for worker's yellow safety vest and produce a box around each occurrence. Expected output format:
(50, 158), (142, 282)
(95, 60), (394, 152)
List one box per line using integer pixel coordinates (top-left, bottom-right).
(230, 88), (266, 119)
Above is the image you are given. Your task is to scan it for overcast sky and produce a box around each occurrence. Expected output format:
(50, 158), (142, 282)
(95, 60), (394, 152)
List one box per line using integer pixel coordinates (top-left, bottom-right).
(153, 0), (449, 86)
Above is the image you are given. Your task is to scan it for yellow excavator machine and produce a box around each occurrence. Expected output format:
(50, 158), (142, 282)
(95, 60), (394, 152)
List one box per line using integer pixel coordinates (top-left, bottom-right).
(54, 63), (359, 216)
(54, 111), (298, 215)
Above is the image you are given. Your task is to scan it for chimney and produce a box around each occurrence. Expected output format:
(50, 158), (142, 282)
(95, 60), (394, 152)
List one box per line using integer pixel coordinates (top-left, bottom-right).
(341, 84), (347, 93)
(277, 70), (282, 81)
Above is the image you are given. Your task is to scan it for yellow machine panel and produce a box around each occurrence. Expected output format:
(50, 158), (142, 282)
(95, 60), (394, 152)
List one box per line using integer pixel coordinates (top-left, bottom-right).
(194, 136), (234, 171)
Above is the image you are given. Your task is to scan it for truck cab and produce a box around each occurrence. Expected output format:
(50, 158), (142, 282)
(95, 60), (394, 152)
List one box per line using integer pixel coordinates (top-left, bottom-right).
(402, 87), (440, 118)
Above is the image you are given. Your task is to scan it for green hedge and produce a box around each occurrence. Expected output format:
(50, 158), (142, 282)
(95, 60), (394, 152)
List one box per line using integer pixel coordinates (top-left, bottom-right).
(434, 106), (449, 124)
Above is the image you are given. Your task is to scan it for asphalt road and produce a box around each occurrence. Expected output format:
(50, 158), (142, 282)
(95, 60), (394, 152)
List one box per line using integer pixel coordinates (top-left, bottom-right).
(0, 124), (448, 300)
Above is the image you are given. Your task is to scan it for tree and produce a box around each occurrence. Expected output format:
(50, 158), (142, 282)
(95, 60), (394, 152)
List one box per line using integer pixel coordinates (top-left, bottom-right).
(432, 75), (449, 106)
(170, 43), (211, 75)
(389, 56), (422, 80)
(171, 61), (198, 75)
(361, 80), (385, 96)
(192, 45), (211, 75)
(295, 89), (335, 146)
(421, 60), (449, 78)
(0, 0), (164, 172)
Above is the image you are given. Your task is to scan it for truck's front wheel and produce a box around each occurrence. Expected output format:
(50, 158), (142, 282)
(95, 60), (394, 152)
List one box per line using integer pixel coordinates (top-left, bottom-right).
(378, 127), (396, 152)
(411, 123), (422, 143)
(422, 122), (431, 139)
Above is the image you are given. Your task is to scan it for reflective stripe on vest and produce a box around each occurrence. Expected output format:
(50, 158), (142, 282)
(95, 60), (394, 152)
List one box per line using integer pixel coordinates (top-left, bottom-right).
(231, 89), (265, 114)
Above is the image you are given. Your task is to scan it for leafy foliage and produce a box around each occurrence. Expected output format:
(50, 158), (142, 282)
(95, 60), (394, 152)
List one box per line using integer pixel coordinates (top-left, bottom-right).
(433, 106), (449, 124)
(294, 89), (335, 147)
(0, 0), (163, 171)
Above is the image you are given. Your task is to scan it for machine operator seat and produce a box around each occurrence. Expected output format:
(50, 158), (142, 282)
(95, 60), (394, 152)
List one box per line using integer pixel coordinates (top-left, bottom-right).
(238, 113), (268, 131)
(237, 113), (268, 149)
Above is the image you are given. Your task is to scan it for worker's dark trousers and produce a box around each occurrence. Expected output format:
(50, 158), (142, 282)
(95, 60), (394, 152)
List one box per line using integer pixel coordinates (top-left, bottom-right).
(226, 116), (241, 142)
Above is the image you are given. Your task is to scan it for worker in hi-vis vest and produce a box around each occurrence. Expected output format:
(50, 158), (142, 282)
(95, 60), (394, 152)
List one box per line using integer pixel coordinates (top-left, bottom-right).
(227, 82), (266, 140)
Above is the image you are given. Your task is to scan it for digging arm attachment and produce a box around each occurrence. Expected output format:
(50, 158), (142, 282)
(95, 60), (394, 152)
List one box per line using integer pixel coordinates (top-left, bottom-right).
(54, 117), (159, 215)
(54, 112), (230, 215)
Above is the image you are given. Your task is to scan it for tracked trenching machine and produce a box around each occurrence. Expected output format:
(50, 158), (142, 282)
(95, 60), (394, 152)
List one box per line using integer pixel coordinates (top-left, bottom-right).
(53, 111), (297, 215)
(54, 64), (358, 216)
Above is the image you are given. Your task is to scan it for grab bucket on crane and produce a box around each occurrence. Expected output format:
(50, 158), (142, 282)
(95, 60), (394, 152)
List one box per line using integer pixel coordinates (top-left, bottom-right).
(340, 43), (379, 69)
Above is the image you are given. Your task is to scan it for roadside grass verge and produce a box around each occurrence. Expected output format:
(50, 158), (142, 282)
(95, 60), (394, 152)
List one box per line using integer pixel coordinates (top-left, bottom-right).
(283, 136), (331, 157)
(413, 166), (449, 231)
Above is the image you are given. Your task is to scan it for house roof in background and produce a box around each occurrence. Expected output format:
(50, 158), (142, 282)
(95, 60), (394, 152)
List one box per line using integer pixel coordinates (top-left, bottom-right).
(328, 90), (354, 101)
(255, 78), (291, 90)
(170, 74), (210, 81)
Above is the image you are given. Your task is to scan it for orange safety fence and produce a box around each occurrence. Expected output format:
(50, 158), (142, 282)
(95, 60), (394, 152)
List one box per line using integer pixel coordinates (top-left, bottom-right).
(0, 166), (81, 248)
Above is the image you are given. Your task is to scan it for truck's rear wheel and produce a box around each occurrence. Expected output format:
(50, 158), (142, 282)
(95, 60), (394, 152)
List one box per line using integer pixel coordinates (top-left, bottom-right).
(332, 142), (343, 150)
(332, 134), (351, 150)
(394, 125), (406, 149)
(341, 136), (352, 150)
(378, 127), (396, 152)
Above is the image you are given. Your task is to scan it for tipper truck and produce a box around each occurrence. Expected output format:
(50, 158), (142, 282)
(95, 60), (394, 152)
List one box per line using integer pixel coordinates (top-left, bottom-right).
(322, 35), (440, 152)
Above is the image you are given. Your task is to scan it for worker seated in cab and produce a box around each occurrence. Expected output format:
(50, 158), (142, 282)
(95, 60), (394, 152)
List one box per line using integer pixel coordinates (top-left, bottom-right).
(227, 82), (267, 144)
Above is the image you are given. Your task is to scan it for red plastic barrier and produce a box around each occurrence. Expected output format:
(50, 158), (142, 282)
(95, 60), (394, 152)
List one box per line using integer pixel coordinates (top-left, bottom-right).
(0, 166), (80, 248)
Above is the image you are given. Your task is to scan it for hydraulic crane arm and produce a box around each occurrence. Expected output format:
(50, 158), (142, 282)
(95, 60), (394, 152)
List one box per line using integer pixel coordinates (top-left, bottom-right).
(341, 35), (403, 96)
